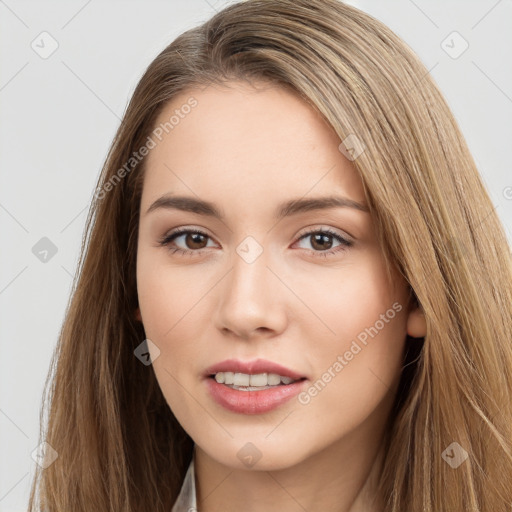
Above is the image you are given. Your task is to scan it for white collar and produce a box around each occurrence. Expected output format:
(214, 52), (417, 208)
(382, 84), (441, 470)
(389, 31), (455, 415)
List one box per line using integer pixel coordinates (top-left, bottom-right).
(171, 450), (197, 512)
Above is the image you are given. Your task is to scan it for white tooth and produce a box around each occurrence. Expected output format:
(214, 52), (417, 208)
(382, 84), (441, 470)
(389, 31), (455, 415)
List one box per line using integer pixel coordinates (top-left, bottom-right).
(216, 371), (297, 388)
(234, 372), (250, 386)
(267, 373), (281, 385)
(249, 373), (268, 386)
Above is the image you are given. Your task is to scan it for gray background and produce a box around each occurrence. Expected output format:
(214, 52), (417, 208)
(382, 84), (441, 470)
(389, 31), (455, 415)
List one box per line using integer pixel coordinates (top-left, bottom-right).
(1, 1), (511, 510)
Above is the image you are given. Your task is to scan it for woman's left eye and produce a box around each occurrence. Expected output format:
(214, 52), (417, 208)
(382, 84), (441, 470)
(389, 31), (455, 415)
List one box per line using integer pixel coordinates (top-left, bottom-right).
(157, 227), (352, 258)
(294, 228), (353, 257)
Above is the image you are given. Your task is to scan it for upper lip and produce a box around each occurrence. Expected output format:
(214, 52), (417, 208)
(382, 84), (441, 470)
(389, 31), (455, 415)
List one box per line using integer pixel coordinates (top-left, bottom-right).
(204, 358), (307, 381)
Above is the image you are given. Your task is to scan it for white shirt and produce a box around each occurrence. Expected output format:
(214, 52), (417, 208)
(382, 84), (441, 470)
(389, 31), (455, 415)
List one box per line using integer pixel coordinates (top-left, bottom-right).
(171, 451), (197, 512)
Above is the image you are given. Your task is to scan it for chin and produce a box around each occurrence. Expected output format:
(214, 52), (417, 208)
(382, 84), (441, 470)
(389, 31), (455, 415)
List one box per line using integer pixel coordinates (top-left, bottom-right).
(198, 435), (311, 472)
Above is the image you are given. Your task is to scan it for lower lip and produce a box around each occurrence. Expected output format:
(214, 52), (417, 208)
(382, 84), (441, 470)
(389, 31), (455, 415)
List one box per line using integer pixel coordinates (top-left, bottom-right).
(205, 377), (308, 414)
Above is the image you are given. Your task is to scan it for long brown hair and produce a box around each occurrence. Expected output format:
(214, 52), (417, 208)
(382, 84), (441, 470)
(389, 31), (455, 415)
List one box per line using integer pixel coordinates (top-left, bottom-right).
(28, 0), (512, 510)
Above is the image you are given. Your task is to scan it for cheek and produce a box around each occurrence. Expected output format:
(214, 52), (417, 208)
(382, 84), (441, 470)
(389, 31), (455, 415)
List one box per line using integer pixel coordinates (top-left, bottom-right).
(296, 259), (408, 419)
(136, 254), (207, 417)
(136, 250), (202, 364)
(296, 313), (407, 445)
(137, 245), (201, 330)
(290, 250), (405, 347)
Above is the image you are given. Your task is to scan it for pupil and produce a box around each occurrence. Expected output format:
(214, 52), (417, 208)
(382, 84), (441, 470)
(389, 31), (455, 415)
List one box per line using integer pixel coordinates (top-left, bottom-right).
(188, 233), (206, 249)
(312, 233), (332, 250)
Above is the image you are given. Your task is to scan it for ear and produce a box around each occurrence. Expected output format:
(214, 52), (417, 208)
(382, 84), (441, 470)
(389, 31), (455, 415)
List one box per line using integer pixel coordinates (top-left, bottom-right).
(406, 299), (427, 338)
(134, 307), (142, 322)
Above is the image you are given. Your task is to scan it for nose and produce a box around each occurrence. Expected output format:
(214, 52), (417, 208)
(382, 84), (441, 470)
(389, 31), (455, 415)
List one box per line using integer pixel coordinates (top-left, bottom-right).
(213, 242), (288, 340)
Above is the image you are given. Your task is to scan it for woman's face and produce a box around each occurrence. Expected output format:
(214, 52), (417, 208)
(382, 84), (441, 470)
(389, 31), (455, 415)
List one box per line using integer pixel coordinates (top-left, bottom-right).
(136, 80), (416, 470)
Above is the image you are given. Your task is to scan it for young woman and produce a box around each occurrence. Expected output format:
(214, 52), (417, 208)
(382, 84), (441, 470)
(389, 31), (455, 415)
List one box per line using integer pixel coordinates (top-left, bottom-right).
(28, 0), (512, 511)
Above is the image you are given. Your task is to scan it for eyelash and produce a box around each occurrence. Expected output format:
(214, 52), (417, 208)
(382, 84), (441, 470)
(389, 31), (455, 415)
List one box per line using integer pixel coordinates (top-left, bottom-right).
(157, 227), (353, 258)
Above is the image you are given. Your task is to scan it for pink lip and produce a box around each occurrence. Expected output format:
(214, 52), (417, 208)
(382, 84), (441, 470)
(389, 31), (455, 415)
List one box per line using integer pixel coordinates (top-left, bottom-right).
(204, 358), (306, 380)
(205, 377), (307, 414)
(203, 358), (308, 415)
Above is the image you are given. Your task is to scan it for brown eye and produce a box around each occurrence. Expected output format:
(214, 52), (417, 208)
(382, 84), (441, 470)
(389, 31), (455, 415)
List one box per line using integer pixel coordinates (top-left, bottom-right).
(295, 228), (353, 258)
(158, 228), (214, 256)
(310, 233), (335, 251)
(182, 232), (208, 250)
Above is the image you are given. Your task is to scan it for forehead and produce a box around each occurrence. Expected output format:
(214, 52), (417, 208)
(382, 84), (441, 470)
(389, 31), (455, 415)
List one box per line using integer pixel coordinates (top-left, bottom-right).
(142, 80), (366, 214)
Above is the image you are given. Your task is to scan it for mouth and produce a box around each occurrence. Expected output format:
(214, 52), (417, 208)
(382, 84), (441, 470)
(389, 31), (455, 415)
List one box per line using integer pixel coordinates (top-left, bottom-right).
(203, 359), (308, 414)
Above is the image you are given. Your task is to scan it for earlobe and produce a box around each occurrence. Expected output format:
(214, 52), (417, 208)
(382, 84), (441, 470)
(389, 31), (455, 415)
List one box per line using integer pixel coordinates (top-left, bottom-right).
(406, 305), (427, 338)
(134, 307), (142, 322)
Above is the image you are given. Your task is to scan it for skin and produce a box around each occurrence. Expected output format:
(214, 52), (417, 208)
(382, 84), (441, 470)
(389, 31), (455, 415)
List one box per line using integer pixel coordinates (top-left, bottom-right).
(135, 80), (427, 512)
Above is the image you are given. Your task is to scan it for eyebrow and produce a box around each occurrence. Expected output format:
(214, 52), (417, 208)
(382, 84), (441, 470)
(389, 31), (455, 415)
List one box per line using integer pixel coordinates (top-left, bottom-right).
(145, 194), (369, 220)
